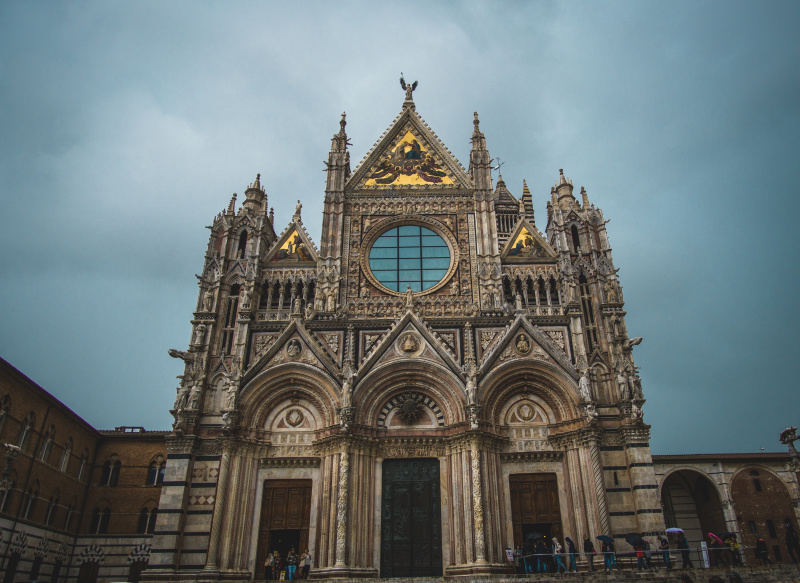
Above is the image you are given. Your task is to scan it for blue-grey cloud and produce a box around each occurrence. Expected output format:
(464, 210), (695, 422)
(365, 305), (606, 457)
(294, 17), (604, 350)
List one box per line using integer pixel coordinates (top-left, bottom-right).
(1, 0), (798, 453)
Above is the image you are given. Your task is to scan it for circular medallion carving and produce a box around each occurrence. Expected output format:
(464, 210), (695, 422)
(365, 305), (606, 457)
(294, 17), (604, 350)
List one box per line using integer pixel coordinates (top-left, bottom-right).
(286, 409), (304, 427)
(397, 392), (423, 423)
(286, 339), (302, 359)
(514, 333), (531, 355)
(517, 402), (534, 421)
(397, 332), (422, 355)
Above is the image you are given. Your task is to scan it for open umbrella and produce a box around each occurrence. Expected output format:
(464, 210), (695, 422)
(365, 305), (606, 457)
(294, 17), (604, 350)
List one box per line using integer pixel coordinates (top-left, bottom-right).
(717, 532), (737, 540)
(708, 532), (723, 544)
(625, 533), (646, 547)
(526, 532), (544, 541)
(597, 535), (614, 543)
(665, 528), (684, 534)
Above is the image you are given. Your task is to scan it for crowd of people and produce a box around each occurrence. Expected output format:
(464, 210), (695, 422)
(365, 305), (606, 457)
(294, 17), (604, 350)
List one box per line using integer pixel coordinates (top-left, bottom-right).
(264, 547), (312, 580)
(509, 526), (800, 574)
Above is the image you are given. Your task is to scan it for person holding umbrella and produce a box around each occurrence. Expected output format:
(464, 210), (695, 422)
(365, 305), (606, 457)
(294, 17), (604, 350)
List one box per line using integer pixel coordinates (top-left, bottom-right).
(755, 535), (772, 565)
(584, 534), (596, 571)
(598, 536), (618, 572)
(708, 533), (724, 568)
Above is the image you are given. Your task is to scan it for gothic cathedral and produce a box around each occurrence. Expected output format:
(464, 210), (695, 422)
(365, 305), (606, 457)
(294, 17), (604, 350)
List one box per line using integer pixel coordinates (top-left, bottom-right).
(149, 85), (663, 581)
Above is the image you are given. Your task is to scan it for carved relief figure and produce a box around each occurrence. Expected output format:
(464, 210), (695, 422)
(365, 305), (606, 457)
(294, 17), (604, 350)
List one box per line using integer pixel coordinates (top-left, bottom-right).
(286, 339), (302, 358)
(188, 385), (202, 410)
(515, 334), (531, 355)
(174, 386), (189, 411)
(193, 323), (206, 346)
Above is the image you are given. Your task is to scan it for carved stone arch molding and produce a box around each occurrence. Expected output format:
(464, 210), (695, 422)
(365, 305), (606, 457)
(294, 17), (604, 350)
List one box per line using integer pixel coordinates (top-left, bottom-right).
(481, 360), (581, 425)
(355, 361), (466, 427)
(238, 365), (339, 431)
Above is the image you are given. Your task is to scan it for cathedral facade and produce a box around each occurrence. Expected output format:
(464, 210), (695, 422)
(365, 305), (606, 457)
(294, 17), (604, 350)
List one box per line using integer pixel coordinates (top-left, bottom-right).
(146, 85), (664, 580)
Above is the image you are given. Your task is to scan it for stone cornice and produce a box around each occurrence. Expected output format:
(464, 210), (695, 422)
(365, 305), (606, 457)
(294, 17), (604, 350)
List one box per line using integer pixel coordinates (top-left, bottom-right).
(501, 451), (564, 463)
(260, 457), (320, 468)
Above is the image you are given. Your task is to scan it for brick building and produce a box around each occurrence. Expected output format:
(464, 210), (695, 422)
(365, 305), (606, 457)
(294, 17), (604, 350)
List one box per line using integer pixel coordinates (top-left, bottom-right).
(0, 358), (167, 582)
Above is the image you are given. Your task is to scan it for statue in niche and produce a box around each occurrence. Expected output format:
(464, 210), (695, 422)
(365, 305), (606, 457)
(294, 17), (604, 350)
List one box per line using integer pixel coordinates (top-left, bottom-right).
(401, 333), (419, 353)
(604, 279), (618, 303)
(341, 363), (355, 408)
(465, 373), (477, 405)
(240, 285), (251, 309)
(293, 298), (302, 313)
(516, 334), (531, 355)
(579, 369), (593, 402)
(326, 291), (336, 312)
(515, 293), (524, 311)
(225, 381), (237, 410)
(617, 370), (630, 400)
(193, 323), (206, 346)
(360, 280), (369, 298)
(450, 279), (459, 296)
(202, 287), (214, 311)
(405, 285), (414, 308)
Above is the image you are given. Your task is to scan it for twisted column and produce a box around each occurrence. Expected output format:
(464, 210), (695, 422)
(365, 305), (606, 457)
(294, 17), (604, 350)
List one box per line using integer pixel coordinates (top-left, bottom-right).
(205, 447), (232, 570)
(334, 449), (349, 566)
(471, 440), (487, 563)
(589, 442), (610, 535)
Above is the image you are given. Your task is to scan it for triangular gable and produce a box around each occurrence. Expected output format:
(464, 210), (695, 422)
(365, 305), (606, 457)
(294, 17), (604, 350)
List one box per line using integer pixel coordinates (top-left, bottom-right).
(242, 320), (340, 385)
(264, 220), (319, 266)
(348, 108), (472, 190)
(356, 310), (463, 383)
(478, 314), (578, 380)
(500, 218), (557, 261)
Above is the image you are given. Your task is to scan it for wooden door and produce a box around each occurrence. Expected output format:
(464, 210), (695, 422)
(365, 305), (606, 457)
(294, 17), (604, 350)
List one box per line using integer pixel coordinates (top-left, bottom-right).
(380, 459), (442, 577)
(509, 473), (563, 547)
(256, 479), (312, 577)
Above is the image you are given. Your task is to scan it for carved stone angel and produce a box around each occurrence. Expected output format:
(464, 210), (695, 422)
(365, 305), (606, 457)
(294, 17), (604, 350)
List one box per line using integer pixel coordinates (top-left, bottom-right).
(579, 369), (593, 402)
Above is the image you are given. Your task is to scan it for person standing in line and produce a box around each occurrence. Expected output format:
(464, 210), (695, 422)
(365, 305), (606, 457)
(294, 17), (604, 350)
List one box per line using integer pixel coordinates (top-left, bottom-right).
(535, 539), (547, 573)
(755, 536), (772, 565)
(273, 551), (283, 580)
(643, 539), (653, 569)
(265, 550), (275, 581)
(584, 534), (596, 571)
(659, 536), (671, 569)
(565, 537), (578, 572)
(513, 545), (523, 574)
(635, 545), (647, 570)
(300, 548), (311, 579)
(786, 522), (800, 563)
(286, 547), (298, 580)
(552, 537), (567, 573)
(678, 534), (694, 569)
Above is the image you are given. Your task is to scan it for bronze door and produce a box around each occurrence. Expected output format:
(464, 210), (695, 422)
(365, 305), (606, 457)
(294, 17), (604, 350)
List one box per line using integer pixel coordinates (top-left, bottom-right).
(256, 479), (312, 578)
(509, 473), (563, 547)
(381, 459), (442, 577)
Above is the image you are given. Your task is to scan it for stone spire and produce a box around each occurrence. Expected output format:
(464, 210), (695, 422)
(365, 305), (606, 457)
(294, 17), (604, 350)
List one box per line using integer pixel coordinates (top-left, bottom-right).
(243, 172), (267, 213)
(555, 168), (578, 211)
(521, 179), (534, 224)
(469, 112), (492, 192)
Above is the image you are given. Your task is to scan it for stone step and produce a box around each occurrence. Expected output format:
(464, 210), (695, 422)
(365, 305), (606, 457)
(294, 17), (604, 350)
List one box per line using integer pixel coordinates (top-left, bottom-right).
(305, 564), (800, 583)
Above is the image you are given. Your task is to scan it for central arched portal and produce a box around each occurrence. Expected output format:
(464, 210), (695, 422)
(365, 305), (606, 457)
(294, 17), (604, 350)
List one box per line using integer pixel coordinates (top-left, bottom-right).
(380, 458), (443, 578)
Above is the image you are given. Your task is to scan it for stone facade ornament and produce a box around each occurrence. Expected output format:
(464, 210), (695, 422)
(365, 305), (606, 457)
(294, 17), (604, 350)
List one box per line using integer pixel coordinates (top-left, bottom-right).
(514, 333), (531, 355)
(193, 323), (206, 346)
(286, 409), (304, 427)
(397, 392), (423, 423)
(286, 339), (302, 359)
(579, 368), (593, 402)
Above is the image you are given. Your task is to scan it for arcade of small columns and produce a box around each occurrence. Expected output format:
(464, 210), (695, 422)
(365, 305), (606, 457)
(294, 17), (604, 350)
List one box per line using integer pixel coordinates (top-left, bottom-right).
(184, 356), (664, 578)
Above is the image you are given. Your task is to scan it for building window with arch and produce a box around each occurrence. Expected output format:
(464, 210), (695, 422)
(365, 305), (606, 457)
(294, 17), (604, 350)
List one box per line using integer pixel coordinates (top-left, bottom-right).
(571, 224), (581, 252)
(90, 506), (111, 534)
(137, 506), (158, 534)
(22, 485), (39, 520)
(40, 425), (55, 463)
(77, 448), (89, 481)
(750, 469), (763, 492)
(146, 460), (166, 485)
(0, 395), (9, 436)
(238, 230), (248, 258)
(17, 411), (35, 450)
(100, 459), (121, 486)
(60, 437), (73, 472)
(45, 491), (60, 526)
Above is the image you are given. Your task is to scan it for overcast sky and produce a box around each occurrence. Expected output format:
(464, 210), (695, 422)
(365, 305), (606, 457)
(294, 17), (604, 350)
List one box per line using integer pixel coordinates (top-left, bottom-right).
(1, 1), (798, 454)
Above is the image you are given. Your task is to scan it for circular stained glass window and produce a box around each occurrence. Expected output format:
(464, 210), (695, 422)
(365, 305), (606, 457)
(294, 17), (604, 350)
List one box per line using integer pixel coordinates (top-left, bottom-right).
(368, 225), (451, 293)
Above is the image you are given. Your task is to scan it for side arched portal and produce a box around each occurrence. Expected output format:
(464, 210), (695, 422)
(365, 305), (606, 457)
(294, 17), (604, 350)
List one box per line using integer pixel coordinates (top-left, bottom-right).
(661, 469), (726, 548)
